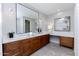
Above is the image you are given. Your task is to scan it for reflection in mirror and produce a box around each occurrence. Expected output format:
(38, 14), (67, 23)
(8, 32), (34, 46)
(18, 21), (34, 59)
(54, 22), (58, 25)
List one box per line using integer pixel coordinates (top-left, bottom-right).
(16, 4), (38, 34)
(25, 20), (30, 33)
(54, 16), (70, 31)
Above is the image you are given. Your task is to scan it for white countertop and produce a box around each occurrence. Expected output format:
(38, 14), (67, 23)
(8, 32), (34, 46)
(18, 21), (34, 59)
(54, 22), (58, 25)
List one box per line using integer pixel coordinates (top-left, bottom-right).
(50, 32), (74, 37)
(3, 32), (49, 44)
(3, 31), (74, 44)
(50, 33), (74, 37)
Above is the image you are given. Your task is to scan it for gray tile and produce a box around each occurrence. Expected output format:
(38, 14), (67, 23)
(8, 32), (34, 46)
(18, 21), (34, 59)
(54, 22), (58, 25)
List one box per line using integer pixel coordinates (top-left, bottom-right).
(31, 43), (74, 56)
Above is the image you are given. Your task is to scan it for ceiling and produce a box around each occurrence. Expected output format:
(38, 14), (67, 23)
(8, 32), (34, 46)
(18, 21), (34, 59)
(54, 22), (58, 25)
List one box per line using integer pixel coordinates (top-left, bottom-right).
(23, 3), (75, 16)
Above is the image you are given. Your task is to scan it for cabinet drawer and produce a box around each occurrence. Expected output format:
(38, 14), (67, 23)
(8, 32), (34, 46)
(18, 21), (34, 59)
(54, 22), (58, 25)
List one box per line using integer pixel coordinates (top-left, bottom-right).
(60, 41), (73, 48)
(60, 36), (74, 48)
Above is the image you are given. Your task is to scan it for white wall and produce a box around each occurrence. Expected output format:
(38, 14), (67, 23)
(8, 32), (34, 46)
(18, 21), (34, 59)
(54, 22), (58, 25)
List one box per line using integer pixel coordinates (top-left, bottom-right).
(0, 3), (2, 56)
(74, 4), (79, 56)
(2, 3), (16, 42)
(38, 13), (48, 32)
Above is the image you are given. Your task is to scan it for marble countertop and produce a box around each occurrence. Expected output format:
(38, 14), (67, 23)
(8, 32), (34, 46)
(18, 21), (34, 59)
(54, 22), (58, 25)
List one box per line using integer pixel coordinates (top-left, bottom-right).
(3, 31), (74, 44)
(50, 32), (74, 38)
(3, 32), (49, 44)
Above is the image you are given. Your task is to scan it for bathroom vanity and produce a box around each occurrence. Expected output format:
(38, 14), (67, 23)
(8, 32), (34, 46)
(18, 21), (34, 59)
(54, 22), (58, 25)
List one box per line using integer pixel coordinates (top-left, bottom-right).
(3, 34), (49, 56)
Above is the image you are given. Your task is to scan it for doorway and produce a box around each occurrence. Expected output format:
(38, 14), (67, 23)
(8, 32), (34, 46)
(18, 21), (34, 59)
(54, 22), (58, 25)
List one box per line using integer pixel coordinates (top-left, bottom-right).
(25, 20), (30, 33)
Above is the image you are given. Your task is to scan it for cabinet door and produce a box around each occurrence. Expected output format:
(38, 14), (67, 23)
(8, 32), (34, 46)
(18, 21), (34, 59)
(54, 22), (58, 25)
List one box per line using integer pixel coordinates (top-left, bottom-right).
(39, 34), (49, 47)
(22, 39), (32, 56)
(42, 35), (47, 46)
(60, 37), (74, 48)
(30, 37), (40, 53)
(44, 35), (49, 44)
(39, 35), (45, 46)
(3, 41), (22, 56)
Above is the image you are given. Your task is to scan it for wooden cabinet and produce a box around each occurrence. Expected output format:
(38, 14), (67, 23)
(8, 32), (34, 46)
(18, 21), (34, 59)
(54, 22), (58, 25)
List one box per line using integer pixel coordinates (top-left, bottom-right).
(3, 41), (23, 56)
(30, 37), (40, 53)
(22, 39), (32, 56)
(40, 35), (49, 47)
(60, 36), (74, 49)
(3, 34), (49, 56)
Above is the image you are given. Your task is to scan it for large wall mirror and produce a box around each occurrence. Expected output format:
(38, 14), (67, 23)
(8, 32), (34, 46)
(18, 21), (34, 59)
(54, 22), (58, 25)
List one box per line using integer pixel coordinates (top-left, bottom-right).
(54, 16), (70, 31)
(16, 4), (38, 34)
